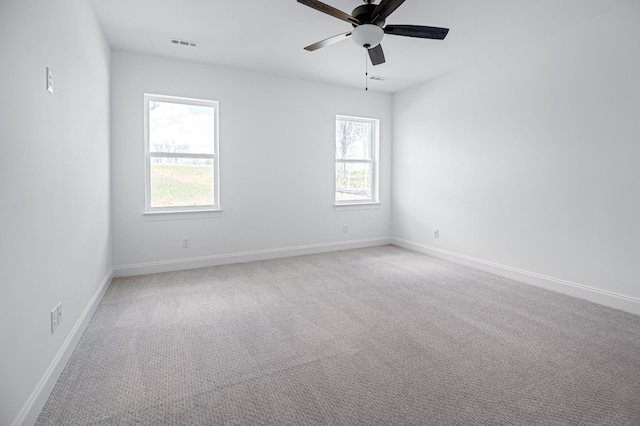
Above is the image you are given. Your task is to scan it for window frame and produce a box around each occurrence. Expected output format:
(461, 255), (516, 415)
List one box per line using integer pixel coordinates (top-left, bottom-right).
(143, 93), (220, 214)
(334, 115), (380, 206)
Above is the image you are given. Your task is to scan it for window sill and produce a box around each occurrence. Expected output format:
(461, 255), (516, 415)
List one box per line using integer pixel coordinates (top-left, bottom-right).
(143, 209), (223, 221)
(333, 202), (381, 211)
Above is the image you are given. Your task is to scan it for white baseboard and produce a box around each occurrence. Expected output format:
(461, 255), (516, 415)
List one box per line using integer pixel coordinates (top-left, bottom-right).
(14, 268), (114, 426)
(114, 237), (392, 277)
(392, 238), (640, 316)
(12, 238), (638, 426)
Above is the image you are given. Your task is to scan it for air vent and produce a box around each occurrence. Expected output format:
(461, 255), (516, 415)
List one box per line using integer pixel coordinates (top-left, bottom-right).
(368, 75), (387, 81)
(170, 38), (199, 48)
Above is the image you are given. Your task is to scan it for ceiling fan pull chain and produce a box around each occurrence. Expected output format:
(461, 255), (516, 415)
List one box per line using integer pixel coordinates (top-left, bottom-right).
(365, 48), (369, 91)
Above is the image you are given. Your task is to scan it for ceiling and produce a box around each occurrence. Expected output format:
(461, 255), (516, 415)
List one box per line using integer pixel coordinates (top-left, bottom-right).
(90, 0), (636, 93)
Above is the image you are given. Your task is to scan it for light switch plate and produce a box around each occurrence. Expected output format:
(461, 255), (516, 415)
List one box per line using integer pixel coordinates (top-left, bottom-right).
(46, 67), (53, 93)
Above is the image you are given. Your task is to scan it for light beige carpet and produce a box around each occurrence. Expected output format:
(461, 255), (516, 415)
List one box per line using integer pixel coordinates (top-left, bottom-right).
(37, 245), (640, 425)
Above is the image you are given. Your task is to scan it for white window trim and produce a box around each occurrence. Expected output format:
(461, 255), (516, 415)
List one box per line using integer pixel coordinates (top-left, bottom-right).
(333, 202), (381, 211)
(334, 115), (380, 206)
(143, 94), (221, 215)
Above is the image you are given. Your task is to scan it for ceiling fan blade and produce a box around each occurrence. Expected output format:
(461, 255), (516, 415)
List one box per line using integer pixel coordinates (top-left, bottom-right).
(368, 44), (386, 66)
(371, 0), (406, 24)
(304, 32), (352, 51)
(384, 25), (449, 40)
(297, 0), (360, 25)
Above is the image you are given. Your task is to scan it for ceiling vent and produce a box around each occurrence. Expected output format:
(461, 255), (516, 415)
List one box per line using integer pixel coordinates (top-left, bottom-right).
(368, 75), (387, 81)
(170, 38), (199, 48)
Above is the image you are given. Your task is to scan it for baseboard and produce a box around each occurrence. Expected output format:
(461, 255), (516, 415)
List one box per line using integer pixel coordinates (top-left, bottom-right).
(13, 268), (114, 426)
(114, 237), (392, 277)
(392, 238), (640, 316)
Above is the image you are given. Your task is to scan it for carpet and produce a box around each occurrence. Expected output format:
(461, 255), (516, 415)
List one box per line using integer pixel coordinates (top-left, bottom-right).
(36, 245), (640, 425)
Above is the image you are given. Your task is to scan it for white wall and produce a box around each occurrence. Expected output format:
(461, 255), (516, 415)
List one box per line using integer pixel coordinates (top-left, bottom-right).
(0, 1), (112, 424)
(111, 52), (392, 273)
(392, 2), (640, 311)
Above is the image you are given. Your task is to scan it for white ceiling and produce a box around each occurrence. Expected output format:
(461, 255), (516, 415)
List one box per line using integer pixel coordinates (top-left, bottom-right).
(90, 0), (636, 93)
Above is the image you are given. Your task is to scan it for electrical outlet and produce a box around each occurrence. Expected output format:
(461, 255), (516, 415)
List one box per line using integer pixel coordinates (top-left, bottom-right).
(433, 228), (440, 239)
(182, 237), (190, 248)
(343, 224), (348, 233)
(57, 303), (62, 325)
(51, 307), (58, 334)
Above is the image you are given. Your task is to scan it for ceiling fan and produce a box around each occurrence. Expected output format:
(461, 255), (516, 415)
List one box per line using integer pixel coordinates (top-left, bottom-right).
(298, 0), (449, 66)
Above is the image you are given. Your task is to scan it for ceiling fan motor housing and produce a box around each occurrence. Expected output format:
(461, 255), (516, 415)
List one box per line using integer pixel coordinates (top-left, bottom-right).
(352, 4), (385, 27)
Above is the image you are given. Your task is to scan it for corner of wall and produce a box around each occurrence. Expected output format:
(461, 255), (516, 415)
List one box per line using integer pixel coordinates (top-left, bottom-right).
(13, 270), (114, 426)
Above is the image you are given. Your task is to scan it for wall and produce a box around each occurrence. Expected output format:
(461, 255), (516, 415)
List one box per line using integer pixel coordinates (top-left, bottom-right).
(111, 52), (392, 274)
(392, 2), (640, 313)
(0, 1), (112, 424)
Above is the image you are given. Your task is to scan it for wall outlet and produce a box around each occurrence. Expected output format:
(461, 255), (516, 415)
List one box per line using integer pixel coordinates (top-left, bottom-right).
(51, 303), (62, 334)
(433, 228), (440, 239)
(343, 224), (348, 233)
(51, 307), (58, 334)
(182, 237), (190, 248)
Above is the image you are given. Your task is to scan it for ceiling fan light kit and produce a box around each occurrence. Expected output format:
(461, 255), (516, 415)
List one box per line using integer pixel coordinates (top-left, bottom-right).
(298, 0), (450, 67)
(351, 24), (384, 49)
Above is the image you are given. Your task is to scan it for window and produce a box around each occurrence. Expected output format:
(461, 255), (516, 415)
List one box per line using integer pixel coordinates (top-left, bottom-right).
(144, 94), (219, 213)
(335, 115), (379, 204)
